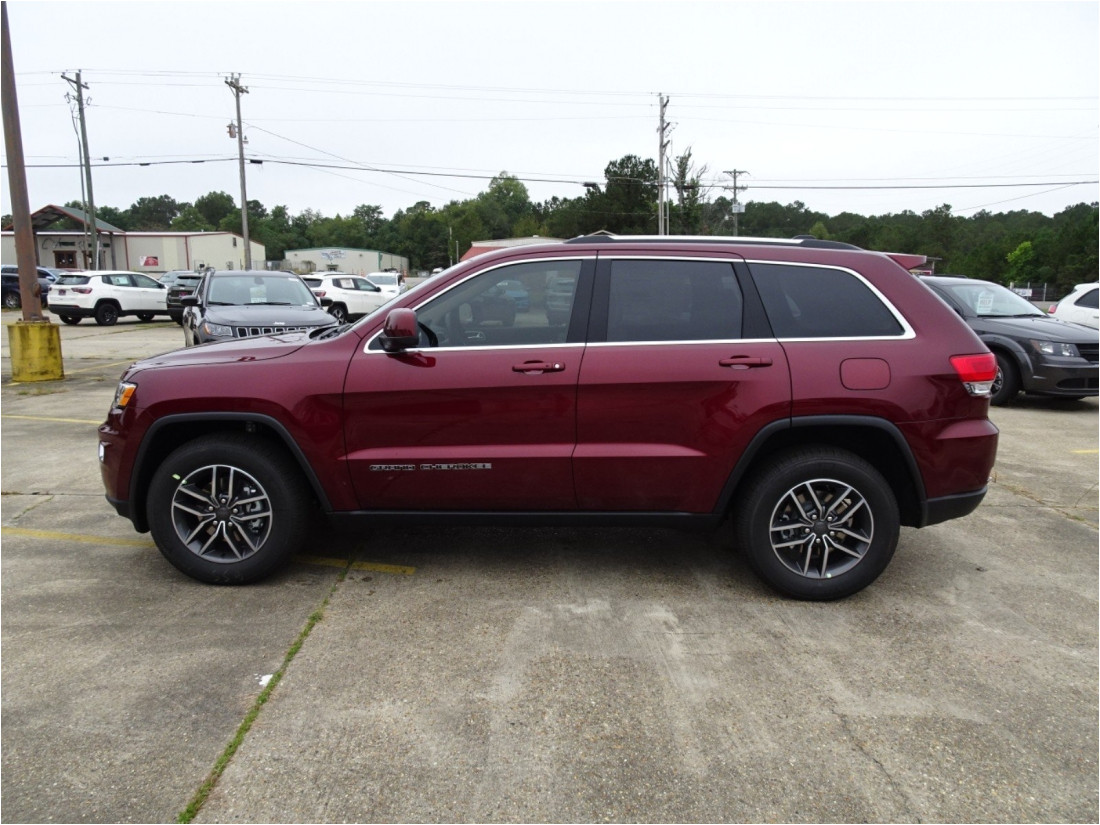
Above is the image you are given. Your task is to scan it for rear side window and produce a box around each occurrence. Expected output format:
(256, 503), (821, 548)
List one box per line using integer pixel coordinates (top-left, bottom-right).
(606, 259), (742, 342)
(751, 263), (904, 339)
(1076, 288), (1099, 309)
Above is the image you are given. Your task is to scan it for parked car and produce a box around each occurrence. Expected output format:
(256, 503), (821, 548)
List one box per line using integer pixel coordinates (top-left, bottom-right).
(1049, 282), (1099, 329)
(364, 271), (406, 300)
(181, 270), (338, 346)
(496, 279), (531, 312)
(48, 271), (170, 325)
(158, 270), (195, 289)
(165, 273), (204, 323)
(100, 235), (1000, 600)
(921, 275), (1098, 405)
(304, 273), (390, 323)
(1, 264), (56, 309)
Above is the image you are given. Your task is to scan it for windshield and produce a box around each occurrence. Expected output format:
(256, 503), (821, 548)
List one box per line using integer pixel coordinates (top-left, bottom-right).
(940, 281), (1045, 318)
(368, 274), (398, 287)
(208, 275), (317, 306)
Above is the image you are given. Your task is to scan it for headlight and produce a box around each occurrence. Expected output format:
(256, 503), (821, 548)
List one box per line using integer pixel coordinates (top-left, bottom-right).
(1031, 340), (1080, 357)
(202, 321), (234, 338)
(112, 381), (137, 410)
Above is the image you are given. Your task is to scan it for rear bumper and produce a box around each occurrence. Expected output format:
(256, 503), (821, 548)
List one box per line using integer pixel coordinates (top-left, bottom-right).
(923, 486), (987, 527)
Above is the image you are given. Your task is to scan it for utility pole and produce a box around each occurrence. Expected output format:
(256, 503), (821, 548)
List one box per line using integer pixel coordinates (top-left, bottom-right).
(61, 70), (98, 269)
(724, 169), (749, 236)
(656, 94), (670, 235)
(225, 74), (252, 269)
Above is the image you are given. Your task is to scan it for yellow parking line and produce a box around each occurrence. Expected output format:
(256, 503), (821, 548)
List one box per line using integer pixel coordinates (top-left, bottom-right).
(2, 527), (415, 575)
(2, 414), (101, 425)
(1, 526), (155, 547)
(1072, 449), (1099, 454)
(291, 554), (416, 576)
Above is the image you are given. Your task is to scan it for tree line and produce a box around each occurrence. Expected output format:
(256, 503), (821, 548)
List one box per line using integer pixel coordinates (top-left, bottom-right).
(25, 152), (1098, 296)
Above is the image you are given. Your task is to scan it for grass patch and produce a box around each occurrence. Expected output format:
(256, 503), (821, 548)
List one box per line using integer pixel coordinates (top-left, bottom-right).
(177, 568), (349, 823)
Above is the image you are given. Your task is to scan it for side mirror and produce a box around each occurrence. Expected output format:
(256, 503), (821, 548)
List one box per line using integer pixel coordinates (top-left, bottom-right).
(180, 296), (199, 307)
(380, 308), (420, 353)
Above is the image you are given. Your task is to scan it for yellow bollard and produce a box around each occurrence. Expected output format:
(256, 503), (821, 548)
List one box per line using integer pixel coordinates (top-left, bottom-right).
(7, 320), (64, 382)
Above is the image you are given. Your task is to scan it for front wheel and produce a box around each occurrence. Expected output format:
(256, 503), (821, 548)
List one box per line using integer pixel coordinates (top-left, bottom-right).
(146, 434), (313, 584)
(734, 447), (900, 600)
(4, 292), (20, 309)
(329, 303), (348, 323)
(136, 312), (155, 322)
(59, 315), (81, 325)
(990, 352), (1020, 406)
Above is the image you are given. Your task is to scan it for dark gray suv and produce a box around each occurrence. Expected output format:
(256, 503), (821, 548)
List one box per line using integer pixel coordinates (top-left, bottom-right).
(921, 275), (1099, 405)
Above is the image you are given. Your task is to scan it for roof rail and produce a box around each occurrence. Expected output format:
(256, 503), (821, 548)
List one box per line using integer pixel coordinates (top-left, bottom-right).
(563, 233), (861, 251)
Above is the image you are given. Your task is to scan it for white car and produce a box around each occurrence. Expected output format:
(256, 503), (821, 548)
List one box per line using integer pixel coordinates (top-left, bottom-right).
(1050, 282), (1099, 329)
(364, 271), (406, 301)
(306, 273), (390, 322)
(49, 270), (170, 326)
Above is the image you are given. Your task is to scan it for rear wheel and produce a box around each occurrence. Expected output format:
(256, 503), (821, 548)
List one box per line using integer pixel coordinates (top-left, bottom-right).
(4, 291), (20, 309)
(94, 302), (120, 326)
(734, 447), (900, 600)
(146, 434), (312, 584)
(136, 312), (155, 322)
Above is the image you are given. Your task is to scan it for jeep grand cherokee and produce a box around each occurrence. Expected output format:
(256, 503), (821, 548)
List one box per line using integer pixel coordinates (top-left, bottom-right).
(98, 235), (999, 600)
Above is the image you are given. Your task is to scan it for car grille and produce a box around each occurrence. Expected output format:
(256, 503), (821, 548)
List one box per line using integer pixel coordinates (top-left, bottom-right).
(1077, 343), (1098, 364)
(234, 325), (312, 339)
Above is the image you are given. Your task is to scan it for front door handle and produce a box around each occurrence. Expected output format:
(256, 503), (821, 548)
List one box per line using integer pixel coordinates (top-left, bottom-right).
(513, 361), (566, 374)
(719, 355), (773, 369)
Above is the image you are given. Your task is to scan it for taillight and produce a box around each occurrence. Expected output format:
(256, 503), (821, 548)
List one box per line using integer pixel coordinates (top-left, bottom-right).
(73, 287), (92, 294)
(950, 353), (997, 397)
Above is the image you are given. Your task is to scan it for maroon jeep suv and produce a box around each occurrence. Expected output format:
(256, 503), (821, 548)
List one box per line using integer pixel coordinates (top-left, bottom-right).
(98, 235), (999, 600)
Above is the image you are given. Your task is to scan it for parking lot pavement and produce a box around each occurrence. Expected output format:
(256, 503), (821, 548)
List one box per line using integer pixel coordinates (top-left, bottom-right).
(2, 315), (1097, 823)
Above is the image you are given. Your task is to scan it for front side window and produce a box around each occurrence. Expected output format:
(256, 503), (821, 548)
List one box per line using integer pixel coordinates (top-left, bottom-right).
(408, 260), (583, 349)
(133, 273), (160, 289)
(606, 259), (742, 342)
(752, 263), (905, 339)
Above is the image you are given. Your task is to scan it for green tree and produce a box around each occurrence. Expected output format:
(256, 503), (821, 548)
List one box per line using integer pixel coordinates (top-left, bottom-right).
(194, 191), (237, 228)
(127, 195), (184, 230)
(170, 206), (214, 232)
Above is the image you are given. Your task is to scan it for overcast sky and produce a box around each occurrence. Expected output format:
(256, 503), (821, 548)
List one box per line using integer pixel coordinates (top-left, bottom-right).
(3, 0), (1098, 224)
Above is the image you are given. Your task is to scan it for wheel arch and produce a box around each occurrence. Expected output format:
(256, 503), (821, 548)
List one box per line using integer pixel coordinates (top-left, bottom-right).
(717, 416), (926, 528)
(127, 412), (332, 533)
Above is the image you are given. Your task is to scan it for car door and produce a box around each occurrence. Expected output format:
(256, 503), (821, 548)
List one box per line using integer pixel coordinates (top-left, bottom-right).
(349, 278), (387, 313)
(574, 256), (791, 513)
(342, 257), (593, 511)
(129, 272), (168, 312)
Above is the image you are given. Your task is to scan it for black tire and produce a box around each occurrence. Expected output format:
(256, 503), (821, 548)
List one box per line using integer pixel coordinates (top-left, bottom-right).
(990, 352), (1020, 406)
(94, 302), (120, 326)
(329, 303), (348, 323)
(136, 312), (155, 322)
(146, 433), (312, 584)
(4, 291), (20, 309)
(59, 315), (81, 325)
(734, 447), (900, 600)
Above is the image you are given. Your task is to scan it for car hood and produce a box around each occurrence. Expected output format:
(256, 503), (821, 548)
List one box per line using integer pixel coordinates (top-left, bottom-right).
(136, 332), (316, 369)
(203, 305), (335, 326)
(972, 314), (1099, 342)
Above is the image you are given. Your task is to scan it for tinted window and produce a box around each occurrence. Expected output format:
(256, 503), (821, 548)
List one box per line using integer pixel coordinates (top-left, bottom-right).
(57, 275), (90, 285)
(1076, 288), (1099, 309)
(606, 259), (742, 342)
(405, 260), (583, 349)
(752, 263), (903, 338)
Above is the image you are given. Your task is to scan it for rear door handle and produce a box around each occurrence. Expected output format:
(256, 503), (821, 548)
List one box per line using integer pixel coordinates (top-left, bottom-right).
(513, 361), (566, 374)
(719, 356), (773, 369)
